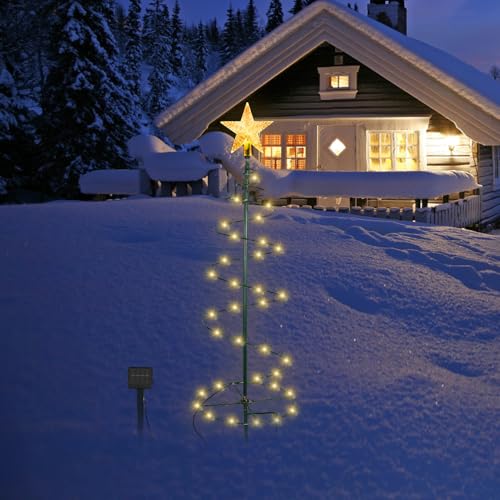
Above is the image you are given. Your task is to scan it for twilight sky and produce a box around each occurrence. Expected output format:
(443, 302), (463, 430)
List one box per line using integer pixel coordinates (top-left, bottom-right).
(122, 0), (500, 73)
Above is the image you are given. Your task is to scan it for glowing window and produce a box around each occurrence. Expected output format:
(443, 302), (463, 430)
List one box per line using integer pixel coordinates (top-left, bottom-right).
(286, 135), (307, 170)
(368, 131), (419, 171)
(262, 134), (282, 169)
(330, 75), (350, 89)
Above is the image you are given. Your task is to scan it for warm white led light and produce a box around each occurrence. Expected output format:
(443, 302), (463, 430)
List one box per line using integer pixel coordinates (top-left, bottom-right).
(258, 237), (269, 247)
(232, 194), (242, 204)
(192, 401), (203, 411)
(226, 415), (238, 426)
(253, 284), (265, 295)
(232, 335), (244, 346)
(251, 416), (263, 427)
(229, 302), (240, 313)
(206, 268), (218, 280)
(229, 231), (240, 242)
(213, 380), (225, 391)
(258, 297), (269, 309)
(274, 243), (284, 254)
(253, 250), (265, 261)
(197, 388), (208, 399)
(286, 404), (298, 417)
(259, 344), (271, 356)
(229, 278), (240, 289)
(251, 373), (264, 384)
(219, 255), (231, 266)
(206, 309), (218, 321)
(281, 354), (293, 366)
(211, 327), (223, 339)
(284, 388), (296, 400)
(254, 213), (264, 223)
(271, 368), (282, 379)
(269, 380), (280, 391)
(272, 414), (282, 425)
(204, 410), (216, 421)
(219, 220), (230, 230)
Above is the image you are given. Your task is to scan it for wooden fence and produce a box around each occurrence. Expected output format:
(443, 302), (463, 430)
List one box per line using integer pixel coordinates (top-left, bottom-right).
(415, 195), (481, 227)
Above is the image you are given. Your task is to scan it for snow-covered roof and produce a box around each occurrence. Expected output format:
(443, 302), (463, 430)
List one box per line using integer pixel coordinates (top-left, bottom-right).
(155, 0), (500, 145)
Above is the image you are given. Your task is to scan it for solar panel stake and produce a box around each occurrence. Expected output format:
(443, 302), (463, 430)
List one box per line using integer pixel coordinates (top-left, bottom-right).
(128, 367), (153, 434)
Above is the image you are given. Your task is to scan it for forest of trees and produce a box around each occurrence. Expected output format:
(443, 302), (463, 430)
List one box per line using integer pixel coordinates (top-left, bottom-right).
(1, 0), (317, 198)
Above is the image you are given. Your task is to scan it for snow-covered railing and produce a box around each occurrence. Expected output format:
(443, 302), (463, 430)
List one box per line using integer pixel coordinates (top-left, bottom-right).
(415, 195), (481, 227)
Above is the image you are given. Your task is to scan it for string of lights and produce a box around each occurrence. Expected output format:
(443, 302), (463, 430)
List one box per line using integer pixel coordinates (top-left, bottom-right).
(191, 103), (298, 437)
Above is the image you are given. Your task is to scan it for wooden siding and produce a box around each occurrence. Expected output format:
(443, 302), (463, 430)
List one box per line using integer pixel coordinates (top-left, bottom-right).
(478, 145), (500, 224)
(208, 43), (435, 130)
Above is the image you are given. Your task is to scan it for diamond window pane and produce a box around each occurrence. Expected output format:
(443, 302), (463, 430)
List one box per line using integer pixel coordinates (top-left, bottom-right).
(329, 138), (347, 157)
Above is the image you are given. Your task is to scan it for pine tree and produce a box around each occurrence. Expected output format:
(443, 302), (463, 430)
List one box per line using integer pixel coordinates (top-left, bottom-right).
(303, 0), (318, 5)
(193, 22), (208, 85)
(114, 4), (128, 54)
(123, 0), (142, 98)
(206, 18), (220, 51)
(265, 0), (284, 33)
(40, 0), (139, 195)
(143, 0), (165, 64)
(169, 0), (183, 76)
(234, 9), (245, 54)
(0, 68), (37, 191)
(244, 0), (260, 46)
(145, 3), (171, 116)
(289, 0), (304, 15)
(221, 5), (236, 65)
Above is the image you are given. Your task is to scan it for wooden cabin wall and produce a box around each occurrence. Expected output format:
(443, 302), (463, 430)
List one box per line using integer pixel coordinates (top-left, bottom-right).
(207, 43), (433, 132)
(478, 145), (500, 224)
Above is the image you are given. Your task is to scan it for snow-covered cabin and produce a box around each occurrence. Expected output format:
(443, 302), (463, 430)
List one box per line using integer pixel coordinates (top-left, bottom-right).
(155, 0), (500, 225)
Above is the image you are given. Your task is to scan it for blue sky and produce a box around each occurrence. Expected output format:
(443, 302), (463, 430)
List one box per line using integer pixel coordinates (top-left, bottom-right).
(120, 0), (500, 72)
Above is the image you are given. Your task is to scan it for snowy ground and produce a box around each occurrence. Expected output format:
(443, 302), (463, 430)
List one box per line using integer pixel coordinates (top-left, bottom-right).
(0, 196), (499, 499)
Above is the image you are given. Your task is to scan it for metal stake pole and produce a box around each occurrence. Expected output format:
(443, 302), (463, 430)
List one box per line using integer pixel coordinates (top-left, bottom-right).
(242, 144), (251, 440)
(137, 388), (144, 434)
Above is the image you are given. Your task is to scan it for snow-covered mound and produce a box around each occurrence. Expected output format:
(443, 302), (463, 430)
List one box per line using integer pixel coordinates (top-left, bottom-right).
(199, 132), (480, 199)
(0, 197), (499, 499)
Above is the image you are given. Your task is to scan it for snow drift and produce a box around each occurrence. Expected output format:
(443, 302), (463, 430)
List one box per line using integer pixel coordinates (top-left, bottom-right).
(199, 132), (480, 199)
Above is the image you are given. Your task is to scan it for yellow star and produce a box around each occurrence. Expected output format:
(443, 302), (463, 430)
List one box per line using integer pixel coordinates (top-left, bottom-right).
(221, 102), (273, 154)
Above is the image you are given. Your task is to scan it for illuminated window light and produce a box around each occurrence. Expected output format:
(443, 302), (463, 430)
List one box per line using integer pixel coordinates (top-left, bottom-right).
(281, 354), (293, 366)
(251, 373), (264, 384)
(286, 404), (298, 417)
(284, 388), (296, 400)
(329, 138), (347, 157)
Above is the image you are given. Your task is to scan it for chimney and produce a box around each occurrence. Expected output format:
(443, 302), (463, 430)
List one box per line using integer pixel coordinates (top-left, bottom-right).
(367, 0), (407, 35)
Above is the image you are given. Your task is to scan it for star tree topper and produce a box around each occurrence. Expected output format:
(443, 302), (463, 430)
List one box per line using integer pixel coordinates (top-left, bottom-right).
(221, 102), (273, 154)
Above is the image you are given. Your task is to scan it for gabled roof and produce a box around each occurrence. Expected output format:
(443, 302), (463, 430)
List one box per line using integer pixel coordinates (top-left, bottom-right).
(155, 0), (500, 145)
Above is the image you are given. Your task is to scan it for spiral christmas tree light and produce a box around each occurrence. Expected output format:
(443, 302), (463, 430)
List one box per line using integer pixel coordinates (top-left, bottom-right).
(191, 103), (298, 438)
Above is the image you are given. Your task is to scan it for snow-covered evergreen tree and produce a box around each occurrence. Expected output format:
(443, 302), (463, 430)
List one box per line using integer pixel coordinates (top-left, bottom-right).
(221, 5), (236, 66)
(193, 22), (208, 85)
(303, 0), (319, 5)
(266, 0), (284, 33)
(290, 0), (304, 15)
(0, 68), (37, 191)
(145, 3), (171, 116)
(169, 0), (183, 77)
(123, 0), (143, 98)
(143, 0), (167, 64)
(40, 1), (139, 195)
(234, 10), (246, 54)
(244, 0), (260, 46)
(114, 4), (128, 54)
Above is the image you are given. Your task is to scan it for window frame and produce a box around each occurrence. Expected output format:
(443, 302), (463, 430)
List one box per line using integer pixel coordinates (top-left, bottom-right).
(261, 133), (307, 170)
(367, 130), (420, 172)
(317, 65), (360, 100)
